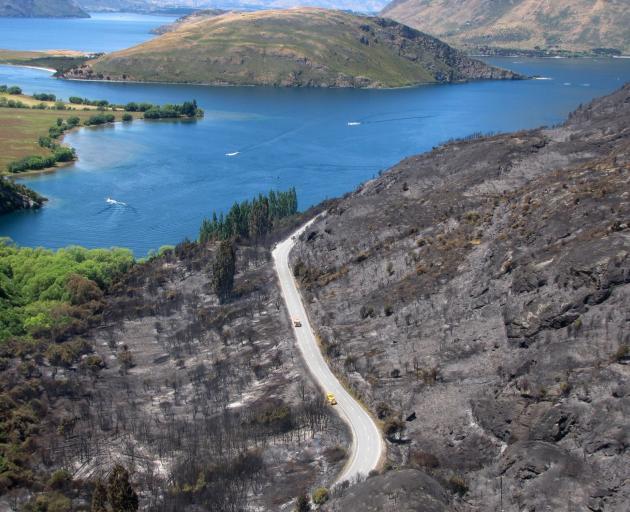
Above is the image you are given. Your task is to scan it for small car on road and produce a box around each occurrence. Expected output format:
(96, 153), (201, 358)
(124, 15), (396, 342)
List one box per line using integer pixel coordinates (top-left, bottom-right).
(326, 392), (337, 406)
(293, 318), (302, 327)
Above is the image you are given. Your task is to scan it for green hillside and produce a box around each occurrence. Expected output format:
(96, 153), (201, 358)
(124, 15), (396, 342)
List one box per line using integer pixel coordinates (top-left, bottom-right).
(62, 8), (518, 88)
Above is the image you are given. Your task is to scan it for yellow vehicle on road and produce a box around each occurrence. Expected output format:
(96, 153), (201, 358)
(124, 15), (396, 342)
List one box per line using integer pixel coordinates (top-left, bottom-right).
(326, 392), (337, 406)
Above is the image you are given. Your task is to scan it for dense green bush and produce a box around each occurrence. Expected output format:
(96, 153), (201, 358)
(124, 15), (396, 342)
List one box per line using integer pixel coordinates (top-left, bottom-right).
(7, 86), (22, 95)
(122, 113), (133, 122)
(32, 93), (56, 102)
(84, 113), (116, 126)
(143, 100), (202, 119)
(0, 240), (134, 341)
(7, 147), (76, 173)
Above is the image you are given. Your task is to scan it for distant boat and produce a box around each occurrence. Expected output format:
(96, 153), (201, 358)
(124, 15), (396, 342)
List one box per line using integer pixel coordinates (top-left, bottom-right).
(225, 151), (240, 157)
(347, 121), (361, 126)
(106, 197), (127, 206)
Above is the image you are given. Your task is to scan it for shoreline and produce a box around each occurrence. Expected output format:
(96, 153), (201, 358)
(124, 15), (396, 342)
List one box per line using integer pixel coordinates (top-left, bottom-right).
(4, 119), (137, 179)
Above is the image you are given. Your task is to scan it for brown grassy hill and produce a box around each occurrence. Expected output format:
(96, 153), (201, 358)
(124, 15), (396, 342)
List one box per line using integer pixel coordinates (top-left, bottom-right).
(62, 8), (519, 88)
(382, 0), (630, 54)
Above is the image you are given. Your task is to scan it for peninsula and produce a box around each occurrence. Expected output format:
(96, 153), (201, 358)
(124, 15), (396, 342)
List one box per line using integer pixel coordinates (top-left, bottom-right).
(60, 8), (520, 88)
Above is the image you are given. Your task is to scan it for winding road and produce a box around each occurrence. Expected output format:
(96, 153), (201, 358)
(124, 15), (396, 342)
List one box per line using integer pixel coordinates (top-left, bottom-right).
(273, 219), (385, 484)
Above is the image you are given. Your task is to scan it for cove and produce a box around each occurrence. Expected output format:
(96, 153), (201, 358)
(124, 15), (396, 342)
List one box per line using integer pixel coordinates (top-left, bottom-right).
(1, 57), (629, 255)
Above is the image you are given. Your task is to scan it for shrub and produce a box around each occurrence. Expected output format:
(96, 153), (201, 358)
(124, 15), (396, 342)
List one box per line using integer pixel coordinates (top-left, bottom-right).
(48, 469), (71, 490)
(33, 93), (56, 102)
(85, 113), (115, 126)
(122, 113), (133, 122)
(447, 474), (469, 496)
(7, 86), (22, 95)
(312, 487), (329, 505)
(294, 494), (311, 512)
(614, 345), (629, 362)
(410, 450), (440, 469)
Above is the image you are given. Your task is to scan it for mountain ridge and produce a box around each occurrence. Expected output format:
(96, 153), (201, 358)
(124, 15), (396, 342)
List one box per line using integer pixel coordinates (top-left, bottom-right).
(381, 0), (630, 54)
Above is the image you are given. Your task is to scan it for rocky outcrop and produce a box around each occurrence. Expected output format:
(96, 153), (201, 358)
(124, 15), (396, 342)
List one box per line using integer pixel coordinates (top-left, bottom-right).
(291, 84), (630, 510)
(0, 177), (45, 214)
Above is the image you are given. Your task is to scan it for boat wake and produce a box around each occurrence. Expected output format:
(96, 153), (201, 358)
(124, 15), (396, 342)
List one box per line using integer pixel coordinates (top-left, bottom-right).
(106, 197), (127, 206)
(225, 151), (240, 157)
(347, 121), (362, 126)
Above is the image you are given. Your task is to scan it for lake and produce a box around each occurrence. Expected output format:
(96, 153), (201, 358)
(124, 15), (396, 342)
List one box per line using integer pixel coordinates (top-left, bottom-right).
(0, 13), (174, 53)
(1, 57), (629, 254)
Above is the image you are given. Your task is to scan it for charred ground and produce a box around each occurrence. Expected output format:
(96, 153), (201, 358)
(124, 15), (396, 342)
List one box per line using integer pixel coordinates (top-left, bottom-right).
(292, 84), (630, 511)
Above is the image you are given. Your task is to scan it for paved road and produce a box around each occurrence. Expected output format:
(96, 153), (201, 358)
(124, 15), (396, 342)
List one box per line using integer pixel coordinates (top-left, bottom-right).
(273, 219), (384, 484)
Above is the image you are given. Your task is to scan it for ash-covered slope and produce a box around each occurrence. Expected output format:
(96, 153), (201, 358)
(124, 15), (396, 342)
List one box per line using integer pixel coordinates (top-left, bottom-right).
(293, 84), (630, 510)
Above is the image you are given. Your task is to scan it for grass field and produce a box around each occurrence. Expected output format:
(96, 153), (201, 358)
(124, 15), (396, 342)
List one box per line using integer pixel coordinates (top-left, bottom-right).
(0, 101), (141, 173)
(0, 49), (91, 73)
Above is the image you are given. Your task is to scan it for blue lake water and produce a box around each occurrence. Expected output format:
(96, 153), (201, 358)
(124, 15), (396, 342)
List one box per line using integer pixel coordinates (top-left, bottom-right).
(0, 13), (173, 53)
(1, 58), (629, 255)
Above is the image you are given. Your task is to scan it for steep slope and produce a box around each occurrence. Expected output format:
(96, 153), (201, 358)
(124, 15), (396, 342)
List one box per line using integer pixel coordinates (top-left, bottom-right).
(291, 84), (630, 510)
(0, 0), (89, 18)
(62, 8), (519, 88)
(382, 0), (630, 54)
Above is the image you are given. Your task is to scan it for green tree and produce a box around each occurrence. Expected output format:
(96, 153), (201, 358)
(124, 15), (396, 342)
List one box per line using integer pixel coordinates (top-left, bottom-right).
(91, 479), (108, 512)
(107, 465), (138, 512)
(248, 197), (270, 241)
(212, 241), (236, 303)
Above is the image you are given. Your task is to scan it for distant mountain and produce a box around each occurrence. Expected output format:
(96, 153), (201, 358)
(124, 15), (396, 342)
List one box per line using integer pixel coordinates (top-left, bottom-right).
(61, 8), (519, 88)
(0, 0), (89, 17)
(79, 0), (389, 14)
(381, 0), (630, 54)
(77, 0), (150, 12)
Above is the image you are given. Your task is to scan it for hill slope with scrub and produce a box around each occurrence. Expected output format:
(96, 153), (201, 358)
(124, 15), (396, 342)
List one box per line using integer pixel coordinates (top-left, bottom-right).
(62, 8), (518, 88)
(382, 0), (630, 54)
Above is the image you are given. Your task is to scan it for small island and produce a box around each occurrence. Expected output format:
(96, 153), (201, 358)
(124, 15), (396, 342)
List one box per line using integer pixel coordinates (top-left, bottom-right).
(60, 8), (520, 88)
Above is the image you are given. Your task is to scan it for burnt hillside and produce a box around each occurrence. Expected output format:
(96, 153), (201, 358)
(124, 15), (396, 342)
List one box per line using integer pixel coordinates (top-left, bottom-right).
(292, 84), (630, 511)
(0, 238), (348, 511)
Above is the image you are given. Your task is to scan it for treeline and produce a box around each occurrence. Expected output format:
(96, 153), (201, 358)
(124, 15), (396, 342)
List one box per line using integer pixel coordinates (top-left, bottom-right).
(7, 147), (75, 173)
(1, 84), (203, 119)
(0, 85), (22, 95)
(68, 97), (204, 119)
(199, 188), (298, 243)
(143, 100), (202, 119)
(33, 93), (56, 102)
